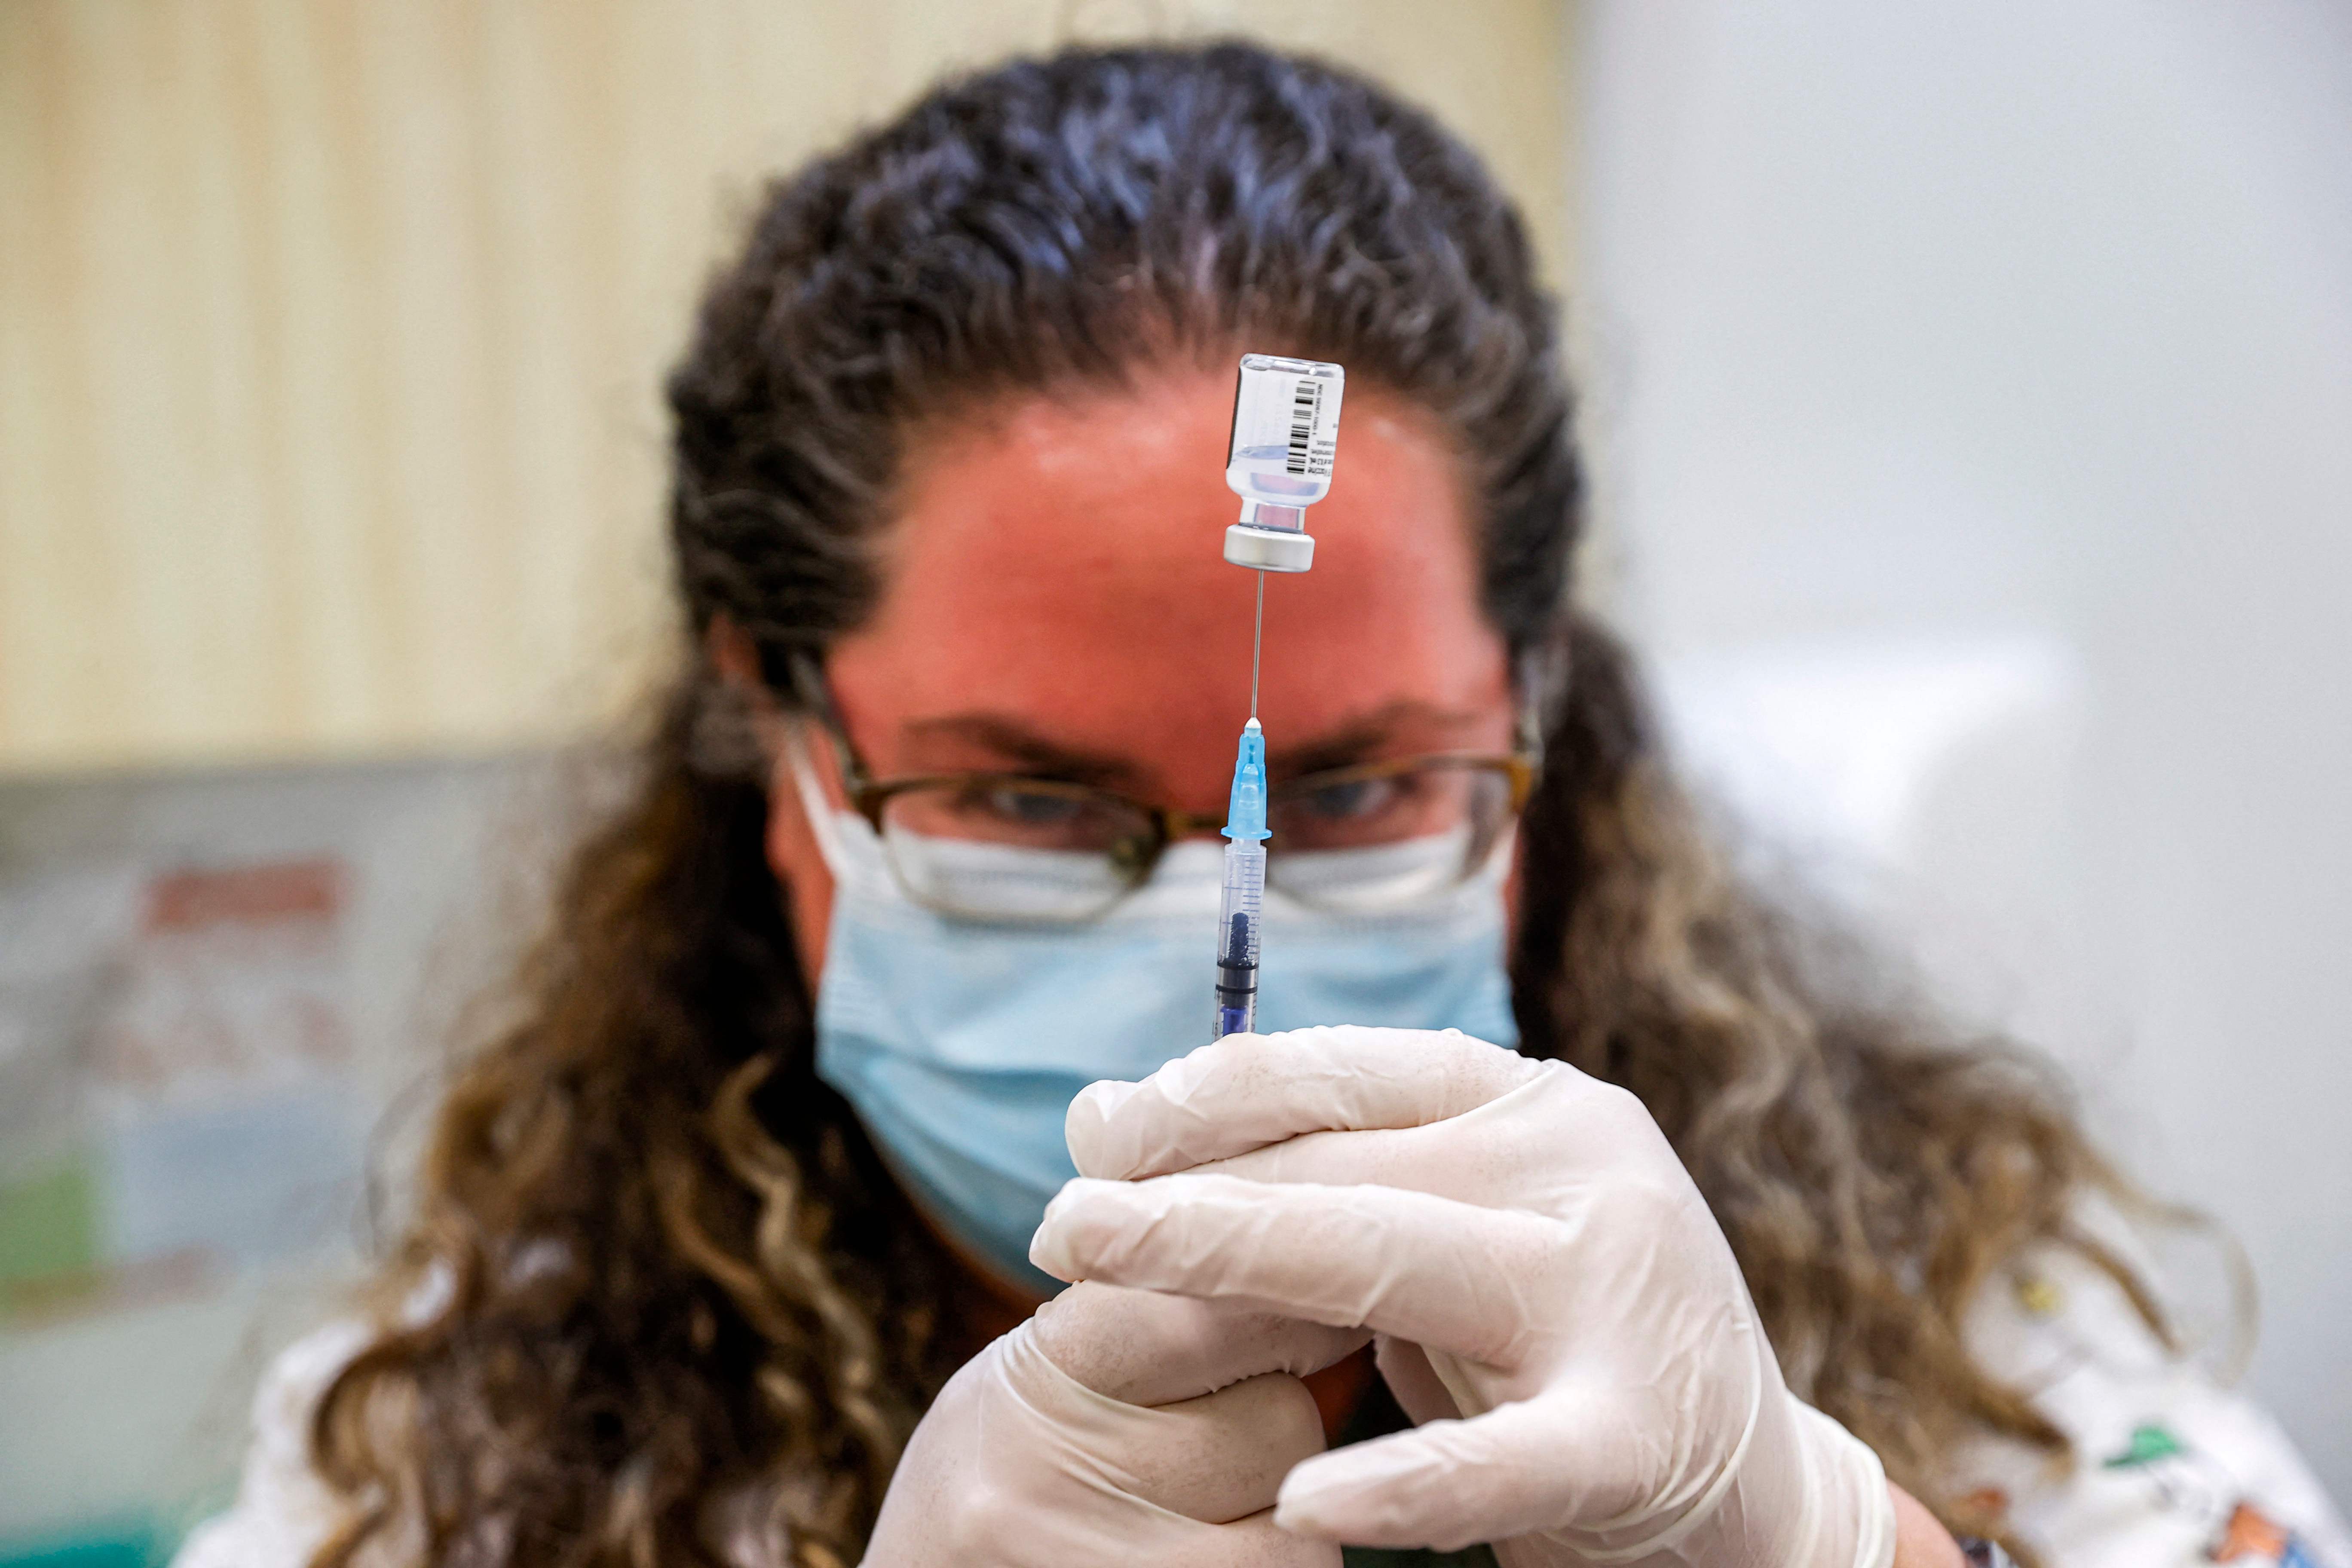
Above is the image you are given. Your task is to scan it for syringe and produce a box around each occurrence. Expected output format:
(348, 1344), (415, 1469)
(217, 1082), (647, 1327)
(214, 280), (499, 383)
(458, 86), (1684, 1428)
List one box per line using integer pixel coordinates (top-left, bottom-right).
(1212, 353), (1344, 1040)
(1215, 715), (1269, 1039)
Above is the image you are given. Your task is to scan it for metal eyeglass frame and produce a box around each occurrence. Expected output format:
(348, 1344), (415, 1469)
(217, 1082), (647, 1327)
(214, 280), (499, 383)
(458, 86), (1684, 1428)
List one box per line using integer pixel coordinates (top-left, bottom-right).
(787, 652), (1542, 918)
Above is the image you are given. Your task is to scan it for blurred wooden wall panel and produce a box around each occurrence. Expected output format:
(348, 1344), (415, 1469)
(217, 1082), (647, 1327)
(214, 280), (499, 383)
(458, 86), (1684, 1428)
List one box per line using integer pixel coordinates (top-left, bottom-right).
(0, 0), (1570, 773)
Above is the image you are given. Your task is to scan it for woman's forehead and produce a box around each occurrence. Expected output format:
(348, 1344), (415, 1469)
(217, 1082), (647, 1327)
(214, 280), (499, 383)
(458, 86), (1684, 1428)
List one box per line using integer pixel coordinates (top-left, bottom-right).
(825, 370), (1507, 777)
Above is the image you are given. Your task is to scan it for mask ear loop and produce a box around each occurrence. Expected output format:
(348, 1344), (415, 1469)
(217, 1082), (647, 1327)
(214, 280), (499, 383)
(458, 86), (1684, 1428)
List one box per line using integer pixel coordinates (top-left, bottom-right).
(781, 651), (855, 880)
(781, 723), (853, 881)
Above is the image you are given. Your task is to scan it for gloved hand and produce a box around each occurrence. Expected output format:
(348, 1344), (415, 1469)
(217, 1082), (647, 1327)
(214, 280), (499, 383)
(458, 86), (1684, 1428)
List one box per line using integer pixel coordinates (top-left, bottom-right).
(1029, 1026), (1898, 1568)
(864, 1278), (1366, 1565)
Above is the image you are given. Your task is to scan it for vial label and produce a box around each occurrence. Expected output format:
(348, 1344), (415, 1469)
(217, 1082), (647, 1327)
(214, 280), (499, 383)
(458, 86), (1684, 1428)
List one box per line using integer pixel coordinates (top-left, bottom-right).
(1283, 377), (1327, 474)
(1228, 355), (1345, 496)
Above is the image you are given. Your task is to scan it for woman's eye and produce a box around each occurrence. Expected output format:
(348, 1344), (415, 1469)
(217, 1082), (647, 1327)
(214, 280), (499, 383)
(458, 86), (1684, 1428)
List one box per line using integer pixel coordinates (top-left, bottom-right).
(976, 787), (1086, 827)
(1297, 778), (1394, 821)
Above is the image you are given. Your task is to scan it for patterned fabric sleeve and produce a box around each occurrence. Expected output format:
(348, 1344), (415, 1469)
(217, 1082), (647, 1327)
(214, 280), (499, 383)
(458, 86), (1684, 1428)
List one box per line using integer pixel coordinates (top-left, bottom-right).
(1954, 1222), (2349, 1568)
(169, 1319), (371, 1568)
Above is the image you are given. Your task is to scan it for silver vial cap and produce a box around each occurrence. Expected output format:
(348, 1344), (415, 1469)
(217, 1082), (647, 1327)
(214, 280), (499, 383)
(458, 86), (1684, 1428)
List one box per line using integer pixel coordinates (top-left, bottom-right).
(1224, 523), (1315, 572)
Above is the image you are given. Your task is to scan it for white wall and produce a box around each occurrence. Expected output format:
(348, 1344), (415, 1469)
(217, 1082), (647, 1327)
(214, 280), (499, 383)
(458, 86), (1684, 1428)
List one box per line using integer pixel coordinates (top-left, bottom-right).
(1576, 0), (2352, 1498)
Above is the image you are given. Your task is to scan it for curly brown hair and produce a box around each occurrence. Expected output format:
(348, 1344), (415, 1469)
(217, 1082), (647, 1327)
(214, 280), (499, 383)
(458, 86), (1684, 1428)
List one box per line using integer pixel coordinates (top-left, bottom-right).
(308, 40), (2150, 1567)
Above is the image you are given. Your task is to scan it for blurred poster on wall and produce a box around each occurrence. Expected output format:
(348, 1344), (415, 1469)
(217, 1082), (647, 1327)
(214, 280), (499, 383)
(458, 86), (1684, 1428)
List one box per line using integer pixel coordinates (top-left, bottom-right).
(0, 865), (137, 1316)
(0, 856), (361, 1325)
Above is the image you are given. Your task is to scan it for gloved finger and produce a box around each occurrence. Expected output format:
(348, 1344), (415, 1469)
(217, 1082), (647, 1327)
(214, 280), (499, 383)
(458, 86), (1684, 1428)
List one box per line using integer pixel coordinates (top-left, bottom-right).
(1066, 1025), (1541, 1179)
(1180, 1509), (1345, 1568)
(1372, 1335), (1461, 1427)
(1115, 1372), (1326, 1523)
(983, 1332), (1338, 1546)
(1029, 1281), (1369, 1406)
(1179, 1088), (1546, 1207)
(1275, 1395), (1630, 1550)
(1155, 1063), (1664, 1211)
(1032, 1174), (1558, 1366)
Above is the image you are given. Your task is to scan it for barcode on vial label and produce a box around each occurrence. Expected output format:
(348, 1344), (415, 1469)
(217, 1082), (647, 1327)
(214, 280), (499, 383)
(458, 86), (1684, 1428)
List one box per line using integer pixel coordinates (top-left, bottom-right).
(1285, 379), (1322, 474)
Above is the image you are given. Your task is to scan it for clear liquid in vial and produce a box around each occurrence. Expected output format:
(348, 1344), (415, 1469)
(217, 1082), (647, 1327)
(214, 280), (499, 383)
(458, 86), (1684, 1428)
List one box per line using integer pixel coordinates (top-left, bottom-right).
(1225, 354), (1345, 518)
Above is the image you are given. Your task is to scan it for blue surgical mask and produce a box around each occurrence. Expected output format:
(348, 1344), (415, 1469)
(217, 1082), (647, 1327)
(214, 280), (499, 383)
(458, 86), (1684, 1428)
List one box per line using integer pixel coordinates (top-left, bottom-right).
(791, 747), (1519, 1295)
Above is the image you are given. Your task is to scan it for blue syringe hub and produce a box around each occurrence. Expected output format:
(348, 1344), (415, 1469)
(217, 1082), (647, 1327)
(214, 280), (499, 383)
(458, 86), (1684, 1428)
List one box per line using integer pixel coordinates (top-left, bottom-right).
(1222, 720), (1270, 842)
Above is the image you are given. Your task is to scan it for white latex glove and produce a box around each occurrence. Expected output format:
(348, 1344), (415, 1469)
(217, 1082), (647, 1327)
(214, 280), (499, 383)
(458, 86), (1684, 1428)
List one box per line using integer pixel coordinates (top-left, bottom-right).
(1029, 1026), (1898, 1568)
(864, 1278), (1366, 1565)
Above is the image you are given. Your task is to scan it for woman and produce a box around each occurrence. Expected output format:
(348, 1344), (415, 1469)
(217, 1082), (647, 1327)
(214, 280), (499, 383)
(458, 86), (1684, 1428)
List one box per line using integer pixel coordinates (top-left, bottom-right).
(181, 42), (2344, 1568)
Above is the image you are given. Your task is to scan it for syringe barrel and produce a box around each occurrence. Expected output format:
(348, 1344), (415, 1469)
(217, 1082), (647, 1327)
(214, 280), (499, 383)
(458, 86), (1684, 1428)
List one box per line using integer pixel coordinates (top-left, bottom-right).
(1214, 839), (1265, 1039)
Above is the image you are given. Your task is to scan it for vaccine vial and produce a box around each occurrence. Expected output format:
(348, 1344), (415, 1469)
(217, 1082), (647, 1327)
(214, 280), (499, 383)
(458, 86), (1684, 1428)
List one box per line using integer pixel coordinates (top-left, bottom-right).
(1224, 353), (1344, 572)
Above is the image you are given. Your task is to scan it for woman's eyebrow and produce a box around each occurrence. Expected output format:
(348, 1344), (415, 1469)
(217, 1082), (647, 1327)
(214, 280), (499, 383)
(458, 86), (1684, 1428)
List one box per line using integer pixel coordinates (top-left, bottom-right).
(1273, 701), (1491, 773)
(901, 700), (1487, 786)
(897, 714), (1150, 789)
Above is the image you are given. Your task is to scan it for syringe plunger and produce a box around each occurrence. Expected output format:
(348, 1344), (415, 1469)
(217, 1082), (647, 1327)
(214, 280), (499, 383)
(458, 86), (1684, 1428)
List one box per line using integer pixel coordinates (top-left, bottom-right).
(1215, 843), (1264, 1038)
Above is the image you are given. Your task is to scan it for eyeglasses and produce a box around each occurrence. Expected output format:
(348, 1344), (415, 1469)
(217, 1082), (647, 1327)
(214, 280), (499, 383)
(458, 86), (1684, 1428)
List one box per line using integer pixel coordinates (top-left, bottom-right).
(790, 657), (1538, 925)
